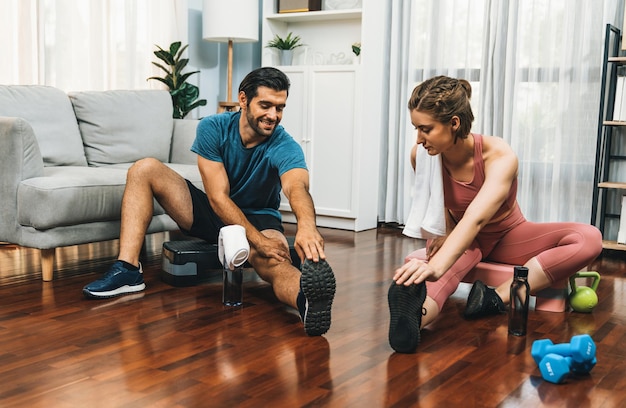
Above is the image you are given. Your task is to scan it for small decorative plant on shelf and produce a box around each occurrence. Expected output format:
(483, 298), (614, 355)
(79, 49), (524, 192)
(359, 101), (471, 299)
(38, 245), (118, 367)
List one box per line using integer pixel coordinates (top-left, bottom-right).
(351, 42), (361, 64)
(148, 41), (207, 119)
(266, 32), (304, 50)
(266, 32), (304, 65)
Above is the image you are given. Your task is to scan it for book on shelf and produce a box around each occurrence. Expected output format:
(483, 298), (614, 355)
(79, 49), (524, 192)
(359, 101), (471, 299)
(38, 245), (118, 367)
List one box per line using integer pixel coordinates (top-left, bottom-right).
(613, 76), (626, 122)
(619, 194), (626, 244)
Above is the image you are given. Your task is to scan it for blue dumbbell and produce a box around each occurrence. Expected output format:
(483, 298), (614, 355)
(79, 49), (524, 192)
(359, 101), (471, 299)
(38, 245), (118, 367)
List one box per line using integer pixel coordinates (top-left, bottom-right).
(538, 353), (597, 384)
(531, 334), (596, 365)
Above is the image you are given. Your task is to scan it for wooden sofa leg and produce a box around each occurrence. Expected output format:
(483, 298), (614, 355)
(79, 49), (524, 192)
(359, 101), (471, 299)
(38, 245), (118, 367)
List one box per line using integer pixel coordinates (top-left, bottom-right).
(41, 248), (55, 281)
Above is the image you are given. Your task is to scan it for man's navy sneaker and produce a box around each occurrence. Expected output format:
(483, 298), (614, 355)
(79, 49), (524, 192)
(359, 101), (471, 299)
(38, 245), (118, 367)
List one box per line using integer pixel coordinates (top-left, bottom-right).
(83, 260), (145, 299)
(300, 259), (336, 336)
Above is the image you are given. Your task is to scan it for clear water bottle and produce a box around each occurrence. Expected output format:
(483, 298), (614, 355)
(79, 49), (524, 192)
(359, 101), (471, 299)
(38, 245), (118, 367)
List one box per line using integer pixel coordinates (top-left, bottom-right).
(222, 256), (243, 307)
(508, 266), (530, 336)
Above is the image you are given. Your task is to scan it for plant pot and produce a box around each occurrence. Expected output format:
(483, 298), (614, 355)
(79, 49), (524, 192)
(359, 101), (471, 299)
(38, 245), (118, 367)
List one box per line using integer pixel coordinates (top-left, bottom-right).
(280, 50), (294, 66)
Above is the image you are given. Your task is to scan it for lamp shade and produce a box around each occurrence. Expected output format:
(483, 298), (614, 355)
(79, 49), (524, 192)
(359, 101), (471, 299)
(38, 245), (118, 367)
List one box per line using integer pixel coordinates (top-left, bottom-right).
(203, 0), (259, 43)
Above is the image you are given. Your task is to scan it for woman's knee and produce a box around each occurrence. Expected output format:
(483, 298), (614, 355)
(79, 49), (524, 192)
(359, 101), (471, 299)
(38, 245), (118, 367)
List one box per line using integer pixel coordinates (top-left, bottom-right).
(540, 224), (603, 283)
(567, 223), (603, 261)
(581, 224), (603, 260)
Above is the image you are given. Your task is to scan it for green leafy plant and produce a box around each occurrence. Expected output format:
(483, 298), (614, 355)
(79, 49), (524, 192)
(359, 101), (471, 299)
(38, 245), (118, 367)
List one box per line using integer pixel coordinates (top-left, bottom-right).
(352, 42), (361, 57)
(148, 41), (207, 119)
(265, 32), (304, 50)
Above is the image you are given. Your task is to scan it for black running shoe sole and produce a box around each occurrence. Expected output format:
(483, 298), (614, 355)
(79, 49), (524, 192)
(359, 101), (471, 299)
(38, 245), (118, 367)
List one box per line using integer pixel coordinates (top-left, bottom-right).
(301, 259), (336, 336)
(82, 283), (146, 300)
(388, 282), (426, 354)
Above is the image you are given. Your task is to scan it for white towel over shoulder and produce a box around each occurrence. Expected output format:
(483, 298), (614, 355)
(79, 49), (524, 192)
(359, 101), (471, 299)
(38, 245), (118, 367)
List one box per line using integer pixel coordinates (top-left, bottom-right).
(218, 225), (250, 270)
(402, 147), (446, 239)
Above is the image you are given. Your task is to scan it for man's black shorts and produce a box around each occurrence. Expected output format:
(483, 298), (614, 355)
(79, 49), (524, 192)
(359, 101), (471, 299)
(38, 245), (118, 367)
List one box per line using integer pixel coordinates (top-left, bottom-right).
(182, 179), (284, 243)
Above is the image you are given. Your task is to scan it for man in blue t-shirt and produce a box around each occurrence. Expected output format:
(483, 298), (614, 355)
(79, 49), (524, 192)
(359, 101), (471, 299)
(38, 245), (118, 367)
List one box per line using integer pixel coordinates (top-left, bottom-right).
(82, 67), (336, 336)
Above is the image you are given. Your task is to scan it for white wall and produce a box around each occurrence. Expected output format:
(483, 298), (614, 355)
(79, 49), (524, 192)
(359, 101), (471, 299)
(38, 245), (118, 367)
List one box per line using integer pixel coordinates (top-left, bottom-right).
(186, 0), (262, 117)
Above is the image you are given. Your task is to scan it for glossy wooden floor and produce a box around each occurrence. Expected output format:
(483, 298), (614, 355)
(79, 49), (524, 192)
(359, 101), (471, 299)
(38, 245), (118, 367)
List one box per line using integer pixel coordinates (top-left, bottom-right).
(0, 225), (625, 407)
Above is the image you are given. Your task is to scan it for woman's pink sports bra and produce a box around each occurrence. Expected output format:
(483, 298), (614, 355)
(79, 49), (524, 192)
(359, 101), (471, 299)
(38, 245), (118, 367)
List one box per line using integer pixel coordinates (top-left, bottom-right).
(442, 133), (518, 224)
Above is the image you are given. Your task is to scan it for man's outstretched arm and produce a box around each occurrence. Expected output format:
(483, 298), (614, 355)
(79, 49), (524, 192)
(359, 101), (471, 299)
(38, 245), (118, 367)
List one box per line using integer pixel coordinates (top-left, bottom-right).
(280, 168), (325, 262)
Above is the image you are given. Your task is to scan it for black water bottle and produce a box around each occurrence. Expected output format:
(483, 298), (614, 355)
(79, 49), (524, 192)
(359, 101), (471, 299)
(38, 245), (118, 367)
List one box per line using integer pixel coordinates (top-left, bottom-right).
(508, 266), (530, 336)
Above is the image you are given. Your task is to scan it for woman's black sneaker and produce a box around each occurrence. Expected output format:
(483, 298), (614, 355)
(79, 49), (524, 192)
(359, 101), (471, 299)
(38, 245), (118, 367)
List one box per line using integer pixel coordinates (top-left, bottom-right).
(464, 280), (506, 318)
(388, 282), (427, 354)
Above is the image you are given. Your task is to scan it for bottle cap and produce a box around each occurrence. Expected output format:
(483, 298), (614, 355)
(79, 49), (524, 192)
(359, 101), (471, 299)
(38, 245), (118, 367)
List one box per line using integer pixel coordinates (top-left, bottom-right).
(514, 266), (528, 278)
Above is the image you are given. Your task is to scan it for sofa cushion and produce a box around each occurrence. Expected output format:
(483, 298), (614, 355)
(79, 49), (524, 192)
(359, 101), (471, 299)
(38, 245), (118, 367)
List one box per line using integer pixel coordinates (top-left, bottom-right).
(0, 85), (88, 167)
(170, 119), (200, 164)
(18, 167), (128, 229)
(69, 90), (173, 167)
(17, 164), (203, 230)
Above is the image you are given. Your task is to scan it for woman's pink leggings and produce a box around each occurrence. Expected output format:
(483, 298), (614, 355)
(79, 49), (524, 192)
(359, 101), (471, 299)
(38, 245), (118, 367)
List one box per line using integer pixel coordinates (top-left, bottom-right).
(416, 221), (603, 310)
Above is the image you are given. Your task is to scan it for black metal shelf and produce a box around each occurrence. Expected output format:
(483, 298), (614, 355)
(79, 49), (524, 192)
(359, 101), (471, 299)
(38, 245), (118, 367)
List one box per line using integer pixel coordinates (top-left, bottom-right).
(591, 24), (626, 251)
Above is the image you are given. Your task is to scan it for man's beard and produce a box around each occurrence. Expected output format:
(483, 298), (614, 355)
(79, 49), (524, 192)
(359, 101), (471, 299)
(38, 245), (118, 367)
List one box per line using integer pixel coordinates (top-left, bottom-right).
(246, 110), (276, 138)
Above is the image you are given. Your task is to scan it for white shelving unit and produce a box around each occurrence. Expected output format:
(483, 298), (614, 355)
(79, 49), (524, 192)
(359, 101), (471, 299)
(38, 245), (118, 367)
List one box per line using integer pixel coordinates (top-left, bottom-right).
(261, 0), (384, 231)
(265, 9), (361, 22)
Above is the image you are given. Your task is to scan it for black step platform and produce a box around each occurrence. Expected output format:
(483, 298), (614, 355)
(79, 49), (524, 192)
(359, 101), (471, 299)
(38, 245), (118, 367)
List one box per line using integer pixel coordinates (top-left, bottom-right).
(161, 237), (301, 287)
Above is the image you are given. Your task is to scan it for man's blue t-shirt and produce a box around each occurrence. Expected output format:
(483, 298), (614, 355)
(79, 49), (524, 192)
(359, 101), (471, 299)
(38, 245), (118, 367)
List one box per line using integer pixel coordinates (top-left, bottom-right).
(191, 111), (307, 221)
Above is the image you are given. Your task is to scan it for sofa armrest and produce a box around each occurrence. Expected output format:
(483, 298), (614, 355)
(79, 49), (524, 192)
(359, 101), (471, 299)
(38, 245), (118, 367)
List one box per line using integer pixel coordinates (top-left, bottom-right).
(169, 118), (199, 165)
(0, 117), (44, 241)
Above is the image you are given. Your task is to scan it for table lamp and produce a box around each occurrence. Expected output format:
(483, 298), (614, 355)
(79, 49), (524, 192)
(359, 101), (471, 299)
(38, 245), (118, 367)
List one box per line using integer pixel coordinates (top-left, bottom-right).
(203, 0), (259, 112)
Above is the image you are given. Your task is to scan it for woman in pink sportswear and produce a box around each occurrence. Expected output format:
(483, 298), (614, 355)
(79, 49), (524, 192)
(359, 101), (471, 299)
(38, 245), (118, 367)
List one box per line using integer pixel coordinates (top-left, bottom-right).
(387, 75), (603, 354)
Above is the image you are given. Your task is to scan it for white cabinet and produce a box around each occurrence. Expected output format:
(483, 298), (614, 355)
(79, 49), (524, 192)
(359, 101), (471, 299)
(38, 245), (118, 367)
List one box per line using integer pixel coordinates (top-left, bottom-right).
(279, 66), (361, 228)
(262, 0), (384, 231)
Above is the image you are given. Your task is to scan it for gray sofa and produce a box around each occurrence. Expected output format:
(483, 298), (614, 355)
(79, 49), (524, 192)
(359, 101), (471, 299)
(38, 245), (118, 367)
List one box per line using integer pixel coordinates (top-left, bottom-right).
(0, 85), (203, 281)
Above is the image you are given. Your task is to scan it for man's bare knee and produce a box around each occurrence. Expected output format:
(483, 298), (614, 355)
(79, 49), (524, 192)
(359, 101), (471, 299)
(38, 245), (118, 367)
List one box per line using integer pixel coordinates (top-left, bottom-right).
(125, 159), (193, 228)
(127, 158), (164, 182)
(127, 158), (185, 196)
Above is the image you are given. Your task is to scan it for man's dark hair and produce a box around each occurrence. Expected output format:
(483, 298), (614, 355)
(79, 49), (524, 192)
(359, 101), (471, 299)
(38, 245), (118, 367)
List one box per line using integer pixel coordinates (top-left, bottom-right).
(238, 67), (290, 104)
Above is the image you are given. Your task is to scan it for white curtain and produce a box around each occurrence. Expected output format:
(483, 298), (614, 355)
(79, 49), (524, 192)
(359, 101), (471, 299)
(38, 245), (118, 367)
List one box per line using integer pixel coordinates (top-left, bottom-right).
(378, 0), (415, 224)
(379, 0), (623, 225)
(0, 0), (187, 91)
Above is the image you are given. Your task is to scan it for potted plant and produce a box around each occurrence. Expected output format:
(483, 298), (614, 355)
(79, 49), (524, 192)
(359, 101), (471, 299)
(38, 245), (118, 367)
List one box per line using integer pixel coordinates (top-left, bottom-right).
(266, 32), (304, 66)
(148, 41), (207, 119)
(352, 42), (361, 64)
